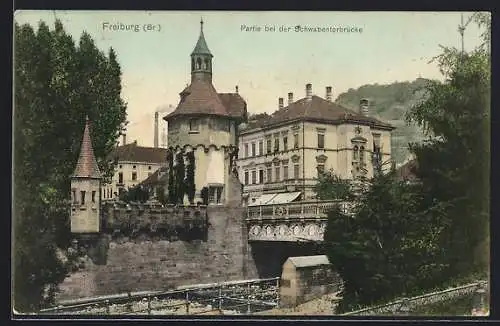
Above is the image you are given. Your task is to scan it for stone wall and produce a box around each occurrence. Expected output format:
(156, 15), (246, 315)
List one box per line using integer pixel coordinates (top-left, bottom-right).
(57, 205), (258, 301)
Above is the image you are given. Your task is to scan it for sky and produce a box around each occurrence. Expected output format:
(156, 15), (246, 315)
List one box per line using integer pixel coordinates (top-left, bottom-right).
(14, 11), (487, 147)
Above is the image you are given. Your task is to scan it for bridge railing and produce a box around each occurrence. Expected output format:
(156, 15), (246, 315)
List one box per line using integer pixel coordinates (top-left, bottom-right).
(246, 200), (352, 220)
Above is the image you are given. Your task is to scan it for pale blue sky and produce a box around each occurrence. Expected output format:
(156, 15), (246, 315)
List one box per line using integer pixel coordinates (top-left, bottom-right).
(14, 11), (487, 147)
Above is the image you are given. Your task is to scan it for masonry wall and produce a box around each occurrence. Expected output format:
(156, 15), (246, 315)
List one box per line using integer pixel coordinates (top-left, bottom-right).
(57, 205), (258, 302)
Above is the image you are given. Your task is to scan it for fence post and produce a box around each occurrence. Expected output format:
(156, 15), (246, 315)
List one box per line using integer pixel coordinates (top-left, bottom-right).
(126, 291), (132, 312)
(218, 283), (223, 311)
(105, 300), (110, 314)
(275, 278), (280, 308)
(247, 282), (251, 314)
(185, 290), (190, 315)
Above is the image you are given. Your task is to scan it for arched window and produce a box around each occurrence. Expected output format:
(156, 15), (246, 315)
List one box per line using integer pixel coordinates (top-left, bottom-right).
(196, 57), (201, 70)
(353, 145), (359, 160)
(360, 146), (365, 163)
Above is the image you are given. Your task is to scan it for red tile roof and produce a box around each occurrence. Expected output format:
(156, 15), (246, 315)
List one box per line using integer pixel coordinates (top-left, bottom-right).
(242, 95), (394, 132)
(164, 80), (247, 120)
(110, 142), (167, 164)
(73, 117), (102, 179)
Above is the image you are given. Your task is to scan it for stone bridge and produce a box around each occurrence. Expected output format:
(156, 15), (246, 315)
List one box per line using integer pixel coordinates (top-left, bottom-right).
(245, 200), (352, 242)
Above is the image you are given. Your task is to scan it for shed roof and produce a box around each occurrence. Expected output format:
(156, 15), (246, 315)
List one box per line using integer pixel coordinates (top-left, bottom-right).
(287, 255), (330, 268)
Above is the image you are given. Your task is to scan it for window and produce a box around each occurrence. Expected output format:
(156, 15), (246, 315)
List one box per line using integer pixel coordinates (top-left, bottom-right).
(274, 138), (280, 152)
(283, 165), (289, 180)
(208, 186), (223, 204)
(133, 165), (136, 169)
(72, 189), (77, 204)
(353, 145), (359, 161)
(251, 142), (256, 157)
(244, 171), (249, 185)
(294, 164), (300, 179)
(118, 172), (123, 184)
(132, 172), (137, 181)
(92, 191), (96, 203)
(189, 119), (199, 132)
(275, 167), (280, 182)
(80, 191), (86, 205)
(251, 170), (257, 184)
(317, 164), (325, 178)
(259, 170), (264, 183)
(259, 141), (263, 156)
(360, 146), (365, 163)
(244, 144), (249, 158)
(294, 134), (299, 149)
(266, 138), (272, 154)
(216, 187), (222, 204)
(208, 187), (215, 203)
(267, 167), (272, 183)
(148, 166), (152, 170)
(317, 133), (325, 149)
(283, 136), (288, 151)
(119, 165), (123, 169)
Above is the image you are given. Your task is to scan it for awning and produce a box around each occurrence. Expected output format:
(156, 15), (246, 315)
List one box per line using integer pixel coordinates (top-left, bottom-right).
(248, 192), (301, 206)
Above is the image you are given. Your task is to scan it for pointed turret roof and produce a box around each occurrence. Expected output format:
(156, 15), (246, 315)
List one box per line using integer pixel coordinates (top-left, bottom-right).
(72, 116), (102, 179)
(191, 18), (212, 57)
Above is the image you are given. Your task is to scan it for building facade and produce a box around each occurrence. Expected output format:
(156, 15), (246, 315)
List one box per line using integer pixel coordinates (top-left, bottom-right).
(237, 84), (395, 205)
(102, 141), (167, 200)
(163, 19), (247, 205)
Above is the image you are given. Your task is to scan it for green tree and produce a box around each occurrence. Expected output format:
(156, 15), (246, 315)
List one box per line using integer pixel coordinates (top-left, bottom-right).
(119, 185), (150, 203)
(13, 20), (127, 312)
(325, 172), (447, 313)
(406, 13), (490, 279)
(313, 169), (353, 201)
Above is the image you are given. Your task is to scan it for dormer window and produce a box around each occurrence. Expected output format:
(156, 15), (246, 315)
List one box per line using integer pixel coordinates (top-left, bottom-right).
(189, 119), (199, 132)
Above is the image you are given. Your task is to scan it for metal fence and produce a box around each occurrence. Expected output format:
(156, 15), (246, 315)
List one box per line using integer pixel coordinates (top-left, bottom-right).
(39, 277), (280, 316)
(341, 280), (488, 316)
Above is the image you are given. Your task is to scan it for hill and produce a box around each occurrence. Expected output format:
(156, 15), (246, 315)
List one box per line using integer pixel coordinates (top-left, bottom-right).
(335, 78), (434, 164)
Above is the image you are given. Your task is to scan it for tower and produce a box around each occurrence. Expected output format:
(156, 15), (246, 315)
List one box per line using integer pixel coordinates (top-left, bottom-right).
(70, 116), (102, 234)
(191, 18), (213, 83)
(163, 19), (247, 206)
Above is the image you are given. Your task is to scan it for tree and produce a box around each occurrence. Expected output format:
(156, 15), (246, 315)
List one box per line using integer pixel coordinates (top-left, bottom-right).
(13, 20), (127, 312)
(313, 169), (353, 201)
(324, 172), (447, 313)
(185, 151), (196, 204)
(406, 13), (490, 279)
(119, 185), (150, 203)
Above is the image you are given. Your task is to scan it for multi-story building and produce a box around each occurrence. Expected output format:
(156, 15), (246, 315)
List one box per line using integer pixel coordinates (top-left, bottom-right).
(102, 141), (167, 200)
(162, 19), (247, 205)
(237, 83), (395, 205)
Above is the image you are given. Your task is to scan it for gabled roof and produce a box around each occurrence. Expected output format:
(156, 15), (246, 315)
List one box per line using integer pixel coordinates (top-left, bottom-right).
(287, 255), (330, 268)
(73, 117), (101, 179)
(241, 96), (394, 132)
(164, 80), (246, 120)
(191, 20), (212, 57)
(140, 167), (168, 187)
(110, 142), (167, 164)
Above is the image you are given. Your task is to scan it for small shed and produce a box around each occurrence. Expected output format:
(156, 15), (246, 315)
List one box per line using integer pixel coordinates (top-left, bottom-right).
(280, 255), (342, 308)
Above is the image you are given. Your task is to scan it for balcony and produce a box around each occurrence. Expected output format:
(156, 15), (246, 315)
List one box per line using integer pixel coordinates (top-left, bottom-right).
(246, 200), (351, 221)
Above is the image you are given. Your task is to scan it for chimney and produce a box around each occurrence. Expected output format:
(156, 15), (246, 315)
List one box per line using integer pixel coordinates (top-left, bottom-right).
(288, 92), (294, 105)
(359, 98), (369, 116)
(154, 111), (159, 148)
(122, 134), (126, 145)
(235, 85), (239, 94)
(326, 86), (333, 102)
(306, 83), (312, 101)
(278, 97), (284, 109)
